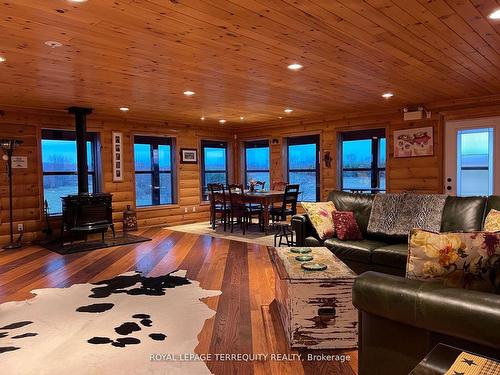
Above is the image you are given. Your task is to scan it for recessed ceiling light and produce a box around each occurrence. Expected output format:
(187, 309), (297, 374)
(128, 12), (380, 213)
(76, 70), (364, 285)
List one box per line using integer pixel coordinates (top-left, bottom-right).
(489, 9), (500, 19)
(183, 90), (195, 96)
(278, 116), (283, 119)
(0, 56), (6, 63)
(287, 63), (303, 71)
(45, 40), (63, 48)
(200, 116), (205, 120)
(382, 92), (394, 99)
(219, 119), (226, 124)
(284, 108), (293, 113)
(240, 116), (244, 120)
(119, 107), (129, 112)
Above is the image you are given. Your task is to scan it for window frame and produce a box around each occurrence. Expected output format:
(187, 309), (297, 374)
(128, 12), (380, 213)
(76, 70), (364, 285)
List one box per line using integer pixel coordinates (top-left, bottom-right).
(134, 135), (176, 207)
(286, 134), (320, 202)
(244, 139), (270, 188)
(340, 128), (386, 193)
(200, 140), (229, 201)
(41, 129), (101, 216)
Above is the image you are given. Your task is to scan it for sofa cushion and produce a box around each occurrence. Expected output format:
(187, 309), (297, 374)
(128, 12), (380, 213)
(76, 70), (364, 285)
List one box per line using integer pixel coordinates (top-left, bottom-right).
(441, 196), (487, 232)
(323, 238), (388, 264)
(372, 244), (409, 270)
(486, 195), (500, 215)
(406, 229), (500, 293)
(305, 236), (323, 247)
(327, 190), (374, 235)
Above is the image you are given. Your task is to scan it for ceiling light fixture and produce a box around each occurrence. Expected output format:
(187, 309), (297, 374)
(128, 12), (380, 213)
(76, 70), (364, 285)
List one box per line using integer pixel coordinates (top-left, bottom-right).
(44, 41), (63, 48)
(284, 108), (293, 113)
(183, 90), (195, 96)
(240, 116), (244, 120)
(382, 92), (394, 99)
(200, 116), (205, 120)
(278, 116), (283, 119)
(119, 107), (129, 112)
(287, 63), (303, 71)
(0, 56), (6, 63)
(489, 9), (500, 19)
(219, 119), (226, 124)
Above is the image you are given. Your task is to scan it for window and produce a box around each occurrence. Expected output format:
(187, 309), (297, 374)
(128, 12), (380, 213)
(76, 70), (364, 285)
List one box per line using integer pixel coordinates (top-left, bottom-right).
(134, 136), (175, 207)
(41, 129), (99, 215)
(457, 128), (493, 196)
(244, 140), (270, 188)
(340, 129), (386, 193)
(201, 140), (228, 200)
(287, 135), (320, 202)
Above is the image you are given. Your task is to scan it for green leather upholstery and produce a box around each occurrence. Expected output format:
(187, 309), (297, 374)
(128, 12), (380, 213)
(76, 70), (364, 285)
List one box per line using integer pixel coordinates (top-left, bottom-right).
(292, 191), (497, 274)
(486, 195), (500, 216)
(440, 196), (487, 232)
(371, 243), (408, 270)
(323, 238), (387, 264)
(353, 272), (500, 375)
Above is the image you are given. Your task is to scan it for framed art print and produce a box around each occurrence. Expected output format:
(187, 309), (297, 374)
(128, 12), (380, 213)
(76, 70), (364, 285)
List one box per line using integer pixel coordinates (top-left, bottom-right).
(112, 131), (123, 181)
(394, 126), (434, 158)
(180, 148), (198, 164)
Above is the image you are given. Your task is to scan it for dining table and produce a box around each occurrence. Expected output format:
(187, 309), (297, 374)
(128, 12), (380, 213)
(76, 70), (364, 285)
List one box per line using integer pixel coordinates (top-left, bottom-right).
(243, 190), (285, 233)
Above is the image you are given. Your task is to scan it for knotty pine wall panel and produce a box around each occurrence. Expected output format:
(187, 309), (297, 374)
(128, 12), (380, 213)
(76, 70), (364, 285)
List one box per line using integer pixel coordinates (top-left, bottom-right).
(235, 110), (444, 199)
(0, 110), (233, 245)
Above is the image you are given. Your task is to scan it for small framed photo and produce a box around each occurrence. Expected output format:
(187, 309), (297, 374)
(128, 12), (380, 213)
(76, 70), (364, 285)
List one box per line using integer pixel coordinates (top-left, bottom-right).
(180, 148), (198, 164)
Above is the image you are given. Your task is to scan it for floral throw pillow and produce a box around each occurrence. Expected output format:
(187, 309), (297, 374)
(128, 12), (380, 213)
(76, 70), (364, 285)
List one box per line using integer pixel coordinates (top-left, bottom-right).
(301, 202), (336, 240)
(332, 211), (363, 241)
(484, 209), (500, 232)
(406, 229), (500, 293)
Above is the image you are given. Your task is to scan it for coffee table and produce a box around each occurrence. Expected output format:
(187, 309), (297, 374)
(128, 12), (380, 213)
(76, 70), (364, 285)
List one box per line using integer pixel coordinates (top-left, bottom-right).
(268, 246), (358, 349)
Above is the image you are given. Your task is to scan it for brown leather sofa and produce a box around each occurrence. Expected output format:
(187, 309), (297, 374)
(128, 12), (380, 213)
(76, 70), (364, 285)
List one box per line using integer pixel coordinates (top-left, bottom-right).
(291, 191), (500, 374)
(292, 191), (499, 275)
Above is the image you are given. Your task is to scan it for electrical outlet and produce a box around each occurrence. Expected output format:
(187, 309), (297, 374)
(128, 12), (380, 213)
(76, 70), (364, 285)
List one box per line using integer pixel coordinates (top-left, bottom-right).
(184, 207), (188, 213)
(18, 223), (24, 232)
(192, 206), (196, 212)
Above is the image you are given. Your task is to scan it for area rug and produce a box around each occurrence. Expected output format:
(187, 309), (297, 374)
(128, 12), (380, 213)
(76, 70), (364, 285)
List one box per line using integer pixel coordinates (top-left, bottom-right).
(0, 270), (221, 375)
(38, 232), (151, 254)
(166, 221), (276, 246)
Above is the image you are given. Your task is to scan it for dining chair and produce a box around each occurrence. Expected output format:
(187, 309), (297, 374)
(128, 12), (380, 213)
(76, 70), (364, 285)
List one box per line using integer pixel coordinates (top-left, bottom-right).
(207, 183), (229, 231)
(270, 184), (299, 222)
(228, 184), (250, 234)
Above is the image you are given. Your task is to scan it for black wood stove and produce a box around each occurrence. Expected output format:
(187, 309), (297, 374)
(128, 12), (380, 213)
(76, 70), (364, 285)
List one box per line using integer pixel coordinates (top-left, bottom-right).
(60, 107), (115, 245)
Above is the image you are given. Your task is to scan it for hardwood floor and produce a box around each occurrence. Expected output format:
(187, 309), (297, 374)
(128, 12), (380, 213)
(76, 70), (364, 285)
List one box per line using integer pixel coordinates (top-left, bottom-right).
(0, 227), (357, 375)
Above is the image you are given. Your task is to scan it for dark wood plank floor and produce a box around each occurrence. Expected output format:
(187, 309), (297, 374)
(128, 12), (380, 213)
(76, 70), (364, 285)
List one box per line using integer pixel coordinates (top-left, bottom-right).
(0, 227), (358, 375)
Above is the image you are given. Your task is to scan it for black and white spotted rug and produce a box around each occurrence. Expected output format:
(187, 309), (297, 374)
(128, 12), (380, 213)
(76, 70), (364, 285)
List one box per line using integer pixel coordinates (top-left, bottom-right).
(0, 270), (221, 374)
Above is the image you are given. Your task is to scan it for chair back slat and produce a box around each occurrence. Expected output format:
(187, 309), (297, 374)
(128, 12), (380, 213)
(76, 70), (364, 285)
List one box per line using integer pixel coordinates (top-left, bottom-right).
(271, 181), (288, 191)
(282, 184), (299, 215)
(208, 183), (227, 205)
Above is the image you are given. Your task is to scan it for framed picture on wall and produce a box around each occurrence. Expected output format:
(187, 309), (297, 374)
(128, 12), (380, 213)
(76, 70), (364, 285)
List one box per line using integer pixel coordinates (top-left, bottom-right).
(393, 126), (434, 158)
(112, 131), (123, 181)
(180, 148), (198, 164)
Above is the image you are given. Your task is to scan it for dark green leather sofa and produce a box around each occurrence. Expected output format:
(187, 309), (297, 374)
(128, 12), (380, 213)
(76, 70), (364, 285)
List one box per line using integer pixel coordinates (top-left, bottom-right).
(291, 190), (499, 275)
(352, 272), (500, 375)
(292, 191), (500, 374)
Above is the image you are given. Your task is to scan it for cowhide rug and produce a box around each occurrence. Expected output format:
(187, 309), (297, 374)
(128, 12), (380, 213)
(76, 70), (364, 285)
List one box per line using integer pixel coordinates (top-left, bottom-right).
(0, 270), (221, 375)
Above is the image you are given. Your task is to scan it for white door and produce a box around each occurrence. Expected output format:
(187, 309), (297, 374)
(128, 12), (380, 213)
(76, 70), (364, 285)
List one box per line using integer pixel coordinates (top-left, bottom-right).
(444, 116), (500, 196)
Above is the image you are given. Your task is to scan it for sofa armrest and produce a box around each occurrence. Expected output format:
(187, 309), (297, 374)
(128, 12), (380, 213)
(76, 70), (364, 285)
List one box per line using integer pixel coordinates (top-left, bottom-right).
(353, 271), (500, 350)
(291, 214), (310, 246)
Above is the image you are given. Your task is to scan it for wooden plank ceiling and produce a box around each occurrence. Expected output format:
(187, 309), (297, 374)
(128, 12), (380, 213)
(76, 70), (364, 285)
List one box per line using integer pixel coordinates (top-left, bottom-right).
(1, 0), (500, 127)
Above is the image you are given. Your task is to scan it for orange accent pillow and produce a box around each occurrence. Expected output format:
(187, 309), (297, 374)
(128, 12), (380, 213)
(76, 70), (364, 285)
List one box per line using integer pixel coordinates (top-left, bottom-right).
(301, 202), (336, 240)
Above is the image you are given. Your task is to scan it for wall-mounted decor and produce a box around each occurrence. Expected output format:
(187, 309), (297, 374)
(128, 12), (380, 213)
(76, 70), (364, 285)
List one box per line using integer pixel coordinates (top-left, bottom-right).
(393, 126), (434, 158)
(180, 148), (198, 164)
(323, 151), (332, 168)
(112, 131), (123, 181)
